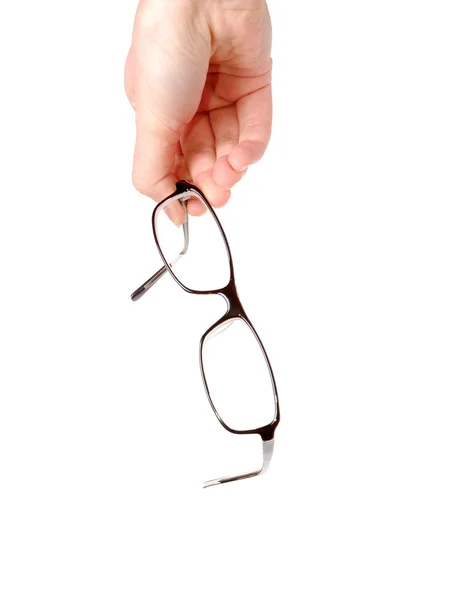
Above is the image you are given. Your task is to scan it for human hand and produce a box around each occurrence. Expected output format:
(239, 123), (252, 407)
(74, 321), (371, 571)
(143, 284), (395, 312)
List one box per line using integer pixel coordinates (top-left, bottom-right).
(125, 0), (272, 215)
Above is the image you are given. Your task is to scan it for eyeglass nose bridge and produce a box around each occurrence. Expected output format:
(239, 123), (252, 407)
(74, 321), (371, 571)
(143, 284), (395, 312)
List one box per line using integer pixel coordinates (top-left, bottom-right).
(217, 280), (246, 319)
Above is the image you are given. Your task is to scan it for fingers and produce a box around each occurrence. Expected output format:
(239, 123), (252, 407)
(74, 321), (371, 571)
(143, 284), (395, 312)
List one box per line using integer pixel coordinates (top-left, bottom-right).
(199, 69), (272, 112)
(164, 200), (187, 227)
(193, 171), (231, 212)
(180, 107), (243, 208)
(173, 153), (192, 182)
(210, 105), (247, 191)
(228, 84), (272, 172)
(181, 113), (216, 181)
(131, 83), (272, 208)
(210, 105), (239, 159)
(212, 156), (247, 191)
(127, 48), (271, 211)
(181, 113), (230, 212)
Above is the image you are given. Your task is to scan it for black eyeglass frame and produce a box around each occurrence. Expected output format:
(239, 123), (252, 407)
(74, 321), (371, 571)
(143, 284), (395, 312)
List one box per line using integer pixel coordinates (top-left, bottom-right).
(131, 180), (280, 487)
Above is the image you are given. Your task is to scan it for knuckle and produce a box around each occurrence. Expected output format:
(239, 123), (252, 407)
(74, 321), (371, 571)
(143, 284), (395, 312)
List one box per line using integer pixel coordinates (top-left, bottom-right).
(132, 174), (152, 197)
(185, 141), (213, 156)
(217, 132), (238, 144)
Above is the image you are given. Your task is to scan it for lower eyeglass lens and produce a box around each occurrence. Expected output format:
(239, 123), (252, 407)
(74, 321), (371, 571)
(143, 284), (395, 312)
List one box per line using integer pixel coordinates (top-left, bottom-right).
(202, 318), (276, 432)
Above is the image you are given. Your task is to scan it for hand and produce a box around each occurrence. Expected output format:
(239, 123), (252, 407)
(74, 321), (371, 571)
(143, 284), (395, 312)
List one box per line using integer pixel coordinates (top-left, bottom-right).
(125, 0), (272, 214)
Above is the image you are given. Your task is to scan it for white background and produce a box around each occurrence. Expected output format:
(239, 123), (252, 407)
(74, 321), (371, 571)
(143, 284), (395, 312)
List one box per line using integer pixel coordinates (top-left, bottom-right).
(1, 0), (455, 598)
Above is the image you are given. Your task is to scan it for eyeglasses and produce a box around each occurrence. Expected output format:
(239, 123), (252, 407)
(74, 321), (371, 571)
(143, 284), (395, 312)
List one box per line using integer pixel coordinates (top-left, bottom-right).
(131, 180), (280, 488)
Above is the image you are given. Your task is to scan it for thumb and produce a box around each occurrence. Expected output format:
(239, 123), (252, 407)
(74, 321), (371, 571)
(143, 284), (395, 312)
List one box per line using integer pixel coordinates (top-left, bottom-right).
(132, 105), (180, 202)
(130, 18), (210, 201)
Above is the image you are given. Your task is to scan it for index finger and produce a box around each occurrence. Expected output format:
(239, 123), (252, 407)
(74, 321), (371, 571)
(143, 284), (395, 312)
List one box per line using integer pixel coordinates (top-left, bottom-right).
(228, 84), (273, 173)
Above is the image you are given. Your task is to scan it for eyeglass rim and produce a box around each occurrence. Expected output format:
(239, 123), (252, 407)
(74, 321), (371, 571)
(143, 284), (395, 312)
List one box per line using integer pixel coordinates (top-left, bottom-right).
(152, 180), (280, 442)
(152, 180), (235, 296)
(199, 313), (280, 442)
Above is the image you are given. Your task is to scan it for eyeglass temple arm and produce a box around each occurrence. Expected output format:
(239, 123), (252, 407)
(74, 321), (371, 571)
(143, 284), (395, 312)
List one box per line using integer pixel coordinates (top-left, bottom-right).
(203, 438), (275, 489)
(130, 218), (189, 302)
(131, 266), (168, 302)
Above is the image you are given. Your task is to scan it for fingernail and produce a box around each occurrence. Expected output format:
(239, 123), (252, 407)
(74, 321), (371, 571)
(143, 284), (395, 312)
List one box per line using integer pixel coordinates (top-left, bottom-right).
(227, 153), (249, 173)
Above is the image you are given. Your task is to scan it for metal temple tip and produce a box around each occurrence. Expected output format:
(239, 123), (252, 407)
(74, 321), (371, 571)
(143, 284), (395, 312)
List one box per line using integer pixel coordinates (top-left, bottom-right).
(131, 282), (153, 302)
(130, 266), (169, 302)
(130, 287), (145, 302)
(203, 479), (221, 489)
(203, 470), (260, 489)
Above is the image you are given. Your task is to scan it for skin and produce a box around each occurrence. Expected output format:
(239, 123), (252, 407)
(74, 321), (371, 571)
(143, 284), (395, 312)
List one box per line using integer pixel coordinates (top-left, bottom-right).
(125, 0), (272, 217)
